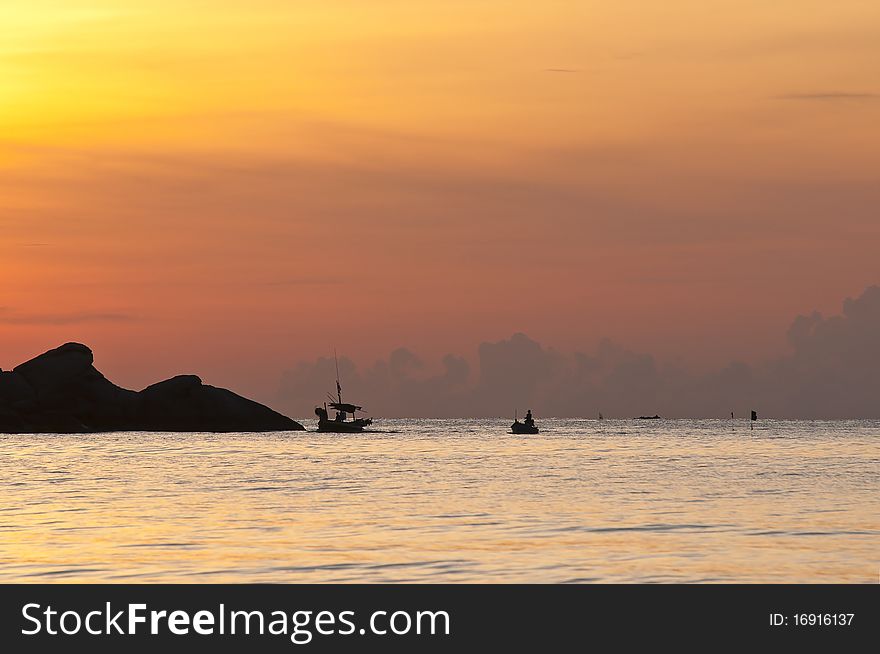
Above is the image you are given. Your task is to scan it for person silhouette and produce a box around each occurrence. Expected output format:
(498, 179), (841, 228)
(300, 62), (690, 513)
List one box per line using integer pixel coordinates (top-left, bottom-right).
(524, 409), (534, 427)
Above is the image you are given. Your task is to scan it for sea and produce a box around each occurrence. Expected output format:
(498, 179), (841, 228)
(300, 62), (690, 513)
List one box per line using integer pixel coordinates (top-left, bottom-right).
(1, 419), (877, 583)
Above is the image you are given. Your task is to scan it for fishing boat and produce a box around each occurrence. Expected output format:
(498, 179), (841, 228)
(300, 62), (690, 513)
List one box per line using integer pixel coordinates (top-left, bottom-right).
(511, 409), (539, 434)
(315, 353), (373, 433)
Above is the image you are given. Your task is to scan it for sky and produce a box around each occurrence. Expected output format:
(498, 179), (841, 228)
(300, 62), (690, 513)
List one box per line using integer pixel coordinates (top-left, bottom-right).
(1, 1), (879, 410)
(280, 284), (880, 418)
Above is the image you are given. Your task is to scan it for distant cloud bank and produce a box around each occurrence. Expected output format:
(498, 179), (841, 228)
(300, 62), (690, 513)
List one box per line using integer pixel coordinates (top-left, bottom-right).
(279, 285), (880, 419)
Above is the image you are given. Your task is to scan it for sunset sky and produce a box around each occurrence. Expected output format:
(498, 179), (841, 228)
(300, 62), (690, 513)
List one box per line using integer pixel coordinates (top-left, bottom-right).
(2, 1), (879, 404)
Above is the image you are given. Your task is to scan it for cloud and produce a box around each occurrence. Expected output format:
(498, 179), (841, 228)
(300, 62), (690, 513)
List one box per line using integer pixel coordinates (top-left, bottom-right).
(278, 285), (880, 419)
(776, 92), (879, 101)
(251, 277), (344, 287)
(0, 310), (136, 325)
(278, 347), (472, 418)
(764, 285), (880, 417)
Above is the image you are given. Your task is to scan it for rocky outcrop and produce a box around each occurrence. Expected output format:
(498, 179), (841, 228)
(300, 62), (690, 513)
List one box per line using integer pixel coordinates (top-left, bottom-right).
(0, 343), (304, 433)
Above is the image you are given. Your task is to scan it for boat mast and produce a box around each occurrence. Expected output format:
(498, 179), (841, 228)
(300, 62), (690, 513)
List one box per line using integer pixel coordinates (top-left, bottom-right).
(334, 348), (342, 404)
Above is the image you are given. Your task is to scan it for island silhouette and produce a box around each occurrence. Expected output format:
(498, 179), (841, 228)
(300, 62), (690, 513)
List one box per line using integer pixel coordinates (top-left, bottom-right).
(0, 343), (304, 433)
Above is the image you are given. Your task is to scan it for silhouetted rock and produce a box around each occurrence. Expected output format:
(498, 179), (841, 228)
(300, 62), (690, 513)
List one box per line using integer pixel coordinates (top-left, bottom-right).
(139, 375), (300, 432)
(11, 343), (140, 430)
(0, 371), (38, 412)
(14, 342), (94, 393)
(0, 343), (304, 433)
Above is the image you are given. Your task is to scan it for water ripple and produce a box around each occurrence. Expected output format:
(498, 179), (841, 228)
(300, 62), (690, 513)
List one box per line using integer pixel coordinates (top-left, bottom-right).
(0, 418), (877, 582)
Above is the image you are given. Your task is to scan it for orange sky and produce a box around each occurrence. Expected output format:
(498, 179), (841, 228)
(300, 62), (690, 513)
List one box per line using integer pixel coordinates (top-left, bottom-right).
(2, 1), (879, 403)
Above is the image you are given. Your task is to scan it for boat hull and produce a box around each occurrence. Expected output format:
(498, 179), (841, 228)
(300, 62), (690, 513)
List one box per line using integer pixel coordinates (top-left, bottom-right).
(511, 421), (539, 434)
(317, 418), (372, 433)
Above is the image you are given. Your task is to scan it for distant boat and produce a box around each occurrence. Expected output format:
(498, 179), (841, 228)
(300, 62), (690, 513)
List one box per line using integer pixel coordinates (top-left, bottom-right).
(315, 352), (373, 433)
(637, 415), (662, 420)
(597, 411), (604, 420)
(511, 409), (539, 434)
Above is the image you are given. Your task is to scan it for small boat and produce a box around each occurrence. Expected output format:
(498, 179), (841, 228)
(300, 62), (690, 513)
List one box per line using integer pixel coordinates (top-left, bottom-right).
(315, 404), (372, 432)
(638, 415), (662, 420)
(511, 420), (539, 434)
(511, 409), (539, 434)
(315, 353), (373, 433)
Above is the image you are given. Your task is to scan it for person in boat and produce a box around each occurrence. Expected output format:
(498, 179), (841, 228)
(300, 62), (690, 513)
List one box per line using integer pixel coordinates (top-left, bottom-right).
(315, 406), (329, 421)
(335, 410), (346, 422)
(524, 409), (534, 427)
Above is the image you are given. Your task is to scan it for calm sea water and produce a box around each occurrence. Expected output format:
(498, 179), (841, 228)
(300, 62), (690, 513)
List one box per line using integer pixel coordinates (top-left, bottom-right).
(1, 419), (877, 583)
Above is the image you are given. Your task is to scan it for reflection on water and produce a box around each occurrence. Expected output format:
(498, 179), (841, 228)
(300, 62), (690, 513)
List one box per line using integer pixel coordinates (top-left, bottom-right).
(0, 419), (877, 582)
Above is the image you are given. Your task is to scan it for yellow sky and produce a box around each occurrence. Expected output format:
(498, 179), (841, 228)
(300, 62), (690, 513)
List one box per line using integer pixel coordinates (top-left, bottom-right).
(2, 1), (879, 400)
